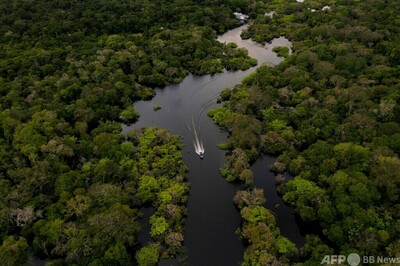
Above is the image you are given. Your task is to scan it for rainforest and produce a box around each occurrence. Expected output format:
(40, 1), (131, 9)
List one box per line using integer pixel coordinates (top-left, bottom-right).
(0, 0), (399, 265)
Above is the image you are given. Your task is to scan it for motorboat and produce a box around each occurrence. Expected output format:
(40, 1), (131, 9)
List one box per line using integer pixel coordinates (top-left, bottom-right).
(199, 151), (204, 159)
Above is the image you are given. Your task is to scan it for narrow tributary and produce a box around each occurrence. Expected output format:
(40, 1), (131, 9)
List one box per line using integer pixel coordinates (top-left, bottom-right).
(124, 24), (303, 266)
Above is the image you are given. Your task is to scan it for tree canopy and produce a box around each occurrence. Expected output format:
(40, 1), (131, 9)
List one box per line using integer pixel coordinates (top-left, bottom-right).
(210, 0), (400, 264)
(0, 0), (267, 263)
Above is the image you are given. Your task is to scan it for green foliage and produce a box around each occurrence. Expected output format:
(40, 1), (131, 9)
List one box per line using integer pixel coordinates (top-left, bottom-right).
(301, 236), (334, 265)
(2, 0), (400, 264)
(371, 156), (400, 202)
(333, 142), (371, 171)
(1, 116), (186, 265)
(211, 1), (400, 263)
(272, 46), (290, 58)
(0, 236), (29, 266)
(267, 119), (287, 131)
(274, 236), (297, 258)
(235, 188), (296, 264)
(138, 176), (160, 203)
(136, 244), (160, 266)
(240, 206), (270, 224)
(120, 106), (139, 124)
(282, 178), (326, 221)
(150, 216), (169, 238)
(104, 241), (131, 266)
(225, 57), (257, 71)
(208, 107), (234, 127)
(233, 189), (266, 209)
(220, 148), (254, 182)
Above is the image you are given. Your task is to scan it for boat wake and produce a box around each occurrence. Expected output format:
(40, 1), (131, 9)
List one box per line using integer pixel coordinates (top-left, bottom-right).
(190, 111), (204, 158)
(193, 128), (204, 159)
(186, 76), (223, 159)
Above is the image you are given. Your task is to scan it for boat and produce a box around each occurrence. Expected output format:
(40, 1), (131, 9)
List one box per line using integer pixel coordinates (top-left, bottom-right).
(199, 151), (204, 159)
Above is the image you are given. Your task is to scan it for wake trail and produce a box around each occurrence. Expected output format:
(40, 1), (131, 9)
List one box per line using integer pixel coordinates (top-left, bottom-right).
(185, 74), (224, 112)
(192, 112), (204, 156)
(186, 75), (224, 157)
(191, 92), (221, 157)
(196, 94), (220, 132)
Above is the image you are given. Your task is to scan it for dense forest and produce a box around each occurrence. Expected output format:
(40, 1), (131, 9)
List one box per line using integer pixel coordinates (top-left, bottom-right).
(2, 0), (400, 265)
(210, 0), (400, 264)
(0, 0), (270, 264)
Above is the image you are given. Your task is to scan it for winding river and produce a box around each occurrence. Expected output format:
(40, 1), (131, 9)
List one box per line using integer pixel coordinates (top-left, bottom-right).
(124, 24), (304, 266)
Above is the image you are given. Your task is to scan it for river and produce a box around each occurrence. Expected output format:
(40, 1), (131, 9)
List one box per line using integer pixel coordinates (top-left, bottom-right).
(123, 24), (303, 266)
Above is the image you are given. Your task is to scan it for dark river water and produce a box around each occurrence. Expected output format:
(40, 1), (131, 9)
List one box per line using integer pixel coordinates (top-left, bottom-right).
(123, 24), (304, 266)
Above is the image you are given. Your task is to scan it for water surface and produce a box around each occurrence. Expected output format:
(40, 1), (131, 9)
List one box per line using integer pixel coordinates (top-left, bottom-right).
(124, 24), (300, 265)
(252, 156), (306, 247)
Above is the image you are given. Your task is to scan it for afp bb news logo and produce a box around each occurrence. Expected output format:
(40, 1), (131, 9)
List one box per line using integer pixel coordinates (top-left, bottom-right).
(321, 253), (361, 265)
(321, 253), (400, 265)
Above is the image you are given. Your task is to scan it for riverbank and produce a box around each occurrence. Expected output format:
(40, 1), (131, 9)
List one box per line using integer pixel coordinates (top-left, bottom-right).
(124, 24), (302, 265)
